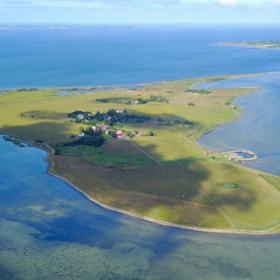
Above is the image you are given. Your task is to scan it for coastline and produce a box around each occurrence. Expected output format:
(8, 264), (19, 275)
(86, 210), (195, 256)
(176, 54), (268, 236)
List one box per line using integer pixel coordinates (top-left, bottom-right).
(195, 81), (258, 154)
(3, 131), (280, 236)
(47, 162), (280, 236)
(0, 71), (268, 93)
(2, 73), (280, 235)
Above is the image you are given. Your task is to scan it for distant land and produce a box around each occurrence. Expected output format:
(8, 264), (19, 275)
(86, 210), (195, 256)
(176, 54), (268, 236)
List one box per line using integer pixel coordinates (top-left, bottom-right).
(2, 74), (280, 234)
(221, 41), (280, 49)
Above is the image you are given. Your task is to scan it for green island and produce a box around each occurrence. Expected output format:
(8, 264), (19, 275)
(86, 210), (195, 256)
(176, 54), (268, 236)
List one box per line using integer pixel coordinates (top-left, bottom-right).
(2, 75), (280, 234)
(221, 41), (280, 49)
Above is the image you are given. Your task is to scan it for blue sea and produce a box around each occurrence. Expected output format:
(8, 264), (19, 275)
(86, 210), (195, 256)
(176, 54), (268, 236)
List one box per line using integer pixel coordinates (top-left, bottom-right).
(1, 25), (280, 89)
(1, 25), (280, 279)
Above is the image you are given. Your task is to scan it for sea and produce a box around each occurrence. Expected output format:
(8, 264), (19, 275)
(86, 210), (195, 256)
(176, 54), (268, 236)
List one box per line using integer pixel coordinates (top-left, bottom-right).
(1, 25), (280, 279)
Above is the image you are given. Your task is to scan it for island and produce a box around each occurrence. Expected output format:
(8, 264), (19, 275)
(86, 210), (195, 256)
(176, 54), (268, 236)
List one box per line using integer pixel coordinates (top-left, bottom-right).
(2, 75), (280, 234)
(220, 41), (280, 49)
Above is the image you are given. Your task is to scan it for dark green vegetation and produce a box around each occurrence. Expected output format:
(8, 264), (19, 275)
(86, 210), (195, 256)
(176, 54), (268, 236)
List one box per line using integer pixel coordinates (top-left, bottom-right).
(57, 140), (154, 167)
(68, 108), (192, 126)
(96, 95), (168, 105)
(2, 75), (280, 232)
(63, 135), (105, 148)
(68, 108), (152, 125)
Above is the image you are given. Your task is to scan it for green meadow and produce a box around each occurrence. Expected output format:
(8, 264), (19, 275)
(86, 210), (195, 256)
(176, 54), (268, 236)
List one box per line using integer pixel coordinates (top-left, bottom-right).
(2, 75), (280, 233)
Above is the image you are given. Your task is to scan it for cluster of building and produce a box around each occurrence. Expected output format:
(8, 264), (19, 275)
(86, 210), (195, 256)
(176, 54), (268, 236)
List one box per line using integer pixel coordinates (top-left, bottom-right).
(69, 110), (150, 141)
(94, 124), (128, 139)
(78, 124), (131, 140)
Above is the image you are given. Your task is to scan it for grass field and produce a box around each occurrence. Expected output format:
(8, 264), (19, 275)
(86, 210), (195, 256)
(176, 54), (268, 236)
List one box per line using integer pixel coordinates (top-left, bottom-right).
(2, 75), (280, 233)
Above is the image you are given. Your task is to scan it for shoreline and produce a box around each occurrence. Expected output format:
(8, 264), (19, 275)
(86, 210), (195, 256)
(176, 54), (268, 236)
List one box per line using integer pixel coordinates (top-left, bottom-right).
(0, 71), (273, 93)
(2, 73), (280, 236)
(47, 166), (280, 236)
(2, 132), (280, 236)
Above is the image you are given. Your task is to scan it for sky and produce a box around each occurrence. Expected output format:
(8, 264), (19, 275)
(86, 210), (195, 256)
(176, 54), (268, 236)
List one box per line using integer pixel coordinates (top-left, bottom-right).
(0, 0), (280, 25)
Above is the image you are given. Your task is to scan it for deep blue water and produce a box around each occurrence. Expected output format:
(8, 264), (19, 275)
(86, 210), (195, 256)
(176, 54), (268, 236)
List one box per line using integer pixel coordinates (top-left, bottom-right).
(1, 26), (280, 89)
(2, 26), (280, 279)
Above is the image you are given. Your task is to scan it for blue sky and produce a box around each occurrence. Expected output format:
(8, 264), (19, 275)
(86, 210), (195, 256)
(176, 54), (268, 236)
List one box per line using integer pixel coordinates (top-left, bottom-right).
(0, 0), (280, 24)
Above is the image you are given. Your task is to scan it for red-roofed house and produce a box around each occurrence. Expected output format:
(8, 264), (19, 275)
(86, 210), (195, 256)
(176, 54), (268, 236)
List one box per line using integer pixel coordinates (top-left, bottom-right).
(116, 130), (126, 139)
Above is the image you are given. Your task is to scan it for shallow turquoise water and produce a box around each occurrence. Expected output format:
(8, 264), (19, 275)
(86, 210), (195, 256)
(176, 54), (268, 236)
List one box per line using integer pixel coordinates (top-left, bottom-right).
(199, 73), (280, 176)
(1, 136), (280, 279)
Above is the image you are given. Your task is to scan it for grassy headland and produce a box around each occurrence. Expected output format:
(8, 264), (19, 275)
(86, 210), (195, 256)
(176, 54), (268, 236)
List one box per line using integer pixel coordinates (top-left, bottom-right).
(2, 75), (280, 233)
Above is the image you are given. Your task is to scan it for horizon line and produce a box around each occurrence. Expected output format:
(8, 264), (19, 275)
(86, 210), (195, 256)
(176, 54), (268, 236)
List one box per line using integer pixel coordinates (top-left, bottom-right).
(1, 22), (280, 27)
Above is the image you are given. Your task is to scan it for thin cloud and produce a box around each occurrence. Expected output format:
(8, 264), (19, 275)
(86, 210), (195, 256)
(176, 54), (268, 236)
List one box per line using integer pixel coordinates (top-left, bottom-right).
(0, 0), (112, 8)
(218, 0), (237, 6)
(1, 0), (279, 10)
(1, 0), (280, 24)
